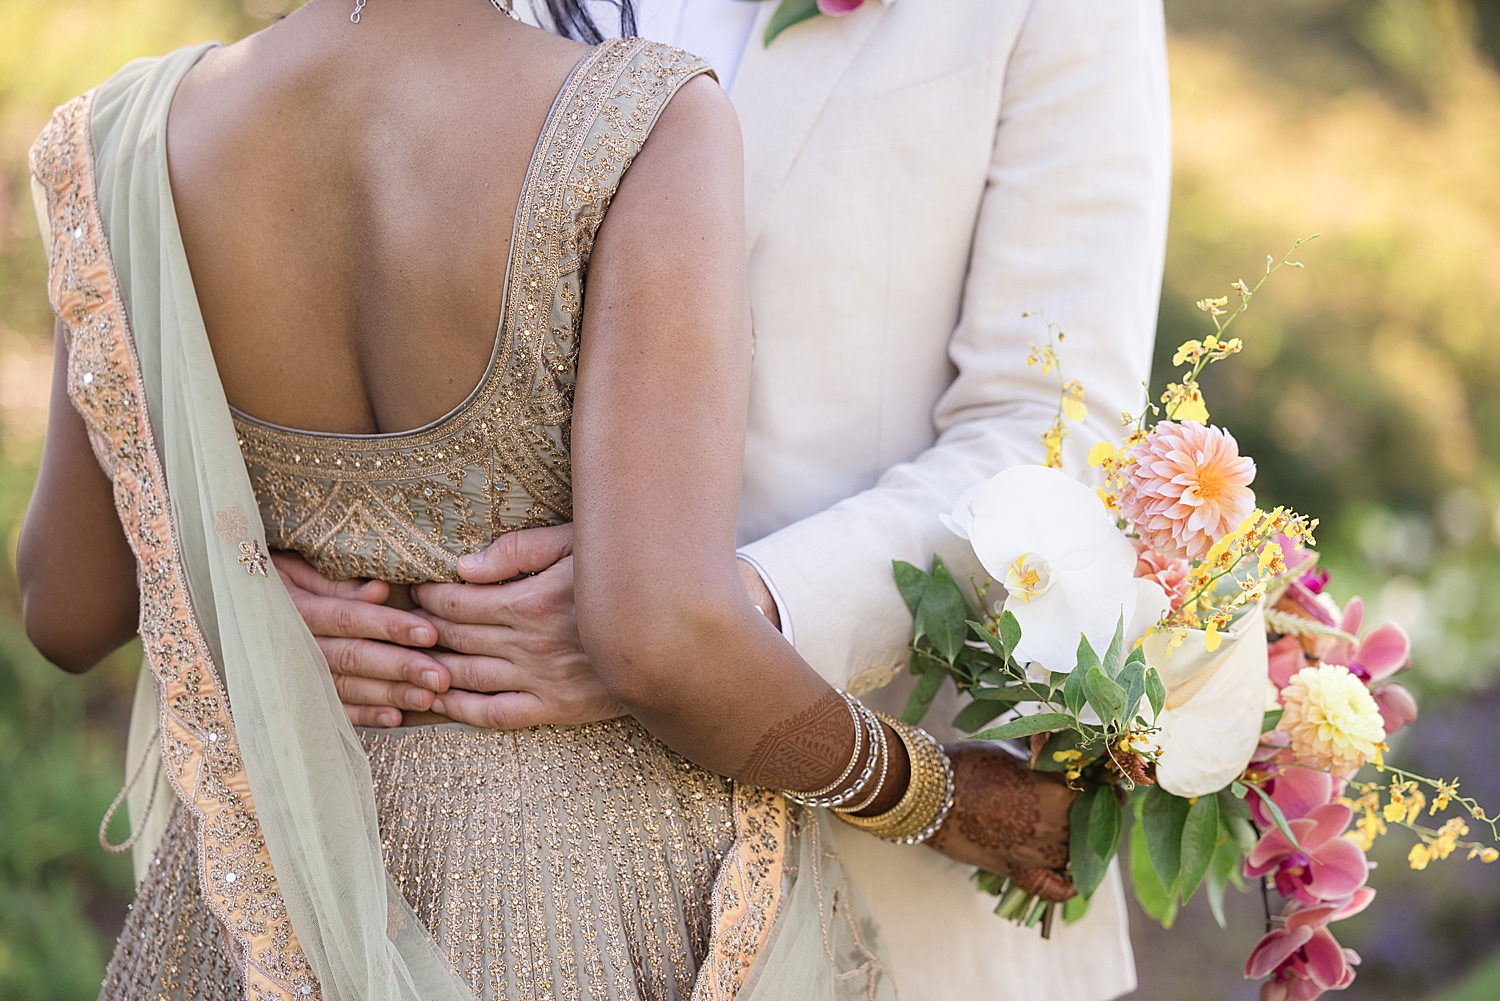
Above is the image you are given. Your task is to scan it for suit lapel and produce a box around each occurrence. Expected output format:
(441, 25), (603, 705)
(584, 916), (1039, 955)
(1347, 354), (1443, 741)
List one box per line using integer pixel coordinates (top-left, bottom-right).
(730, 2), (886, 253)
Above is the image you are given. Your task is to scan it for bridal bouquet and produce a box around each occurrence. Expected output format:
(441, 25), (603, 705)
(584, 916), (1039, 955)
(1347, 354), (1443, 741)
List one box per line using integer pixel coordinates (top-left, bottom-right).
(895, 239), (1499, 999)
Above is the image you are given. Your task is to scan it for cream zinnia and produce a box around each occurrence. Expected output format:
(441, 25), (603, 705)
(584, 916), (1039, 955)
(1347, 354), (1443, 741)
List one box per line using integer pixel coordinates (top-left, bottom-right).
(1120, 421), (1257, 560)
(1279, 664), (1386, 777)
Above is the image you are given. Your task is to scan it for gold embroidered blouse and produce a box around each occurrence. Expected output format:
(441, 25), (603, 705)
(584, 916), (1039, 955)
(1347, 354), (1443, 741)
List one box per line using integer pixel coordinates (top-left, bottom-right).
(234, 39), (713, 583)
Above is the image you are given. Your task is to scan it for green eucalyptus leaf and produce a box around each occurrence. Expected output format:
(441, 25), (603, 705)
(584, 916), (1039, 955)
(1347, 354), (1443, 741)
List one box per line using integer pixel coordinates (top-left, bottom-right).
(952, 698), (1010, 733)
(1176, 794), (1220, 904)
(970, 686), (1027, 702)
(1069, 787), (1109, 900)
(1088, 786), (1123, 862)
(893, 560), (931, 618)
(1145, 667), (1168, 717)
(1083, 666), (1128, 725)
(1063, 666), (1088, 716)
(968, 621), (1009, 659)
(1062, 893), (1091, 925)
(764, 0), (820, 45)
(999, 610), (1022, 655)
(968, 712), (1074, 741)
(919, 561), (969, 665)
(1204, 835), (1243, 929)
(900, 667), (946, 725)
(1216, 788), (1252, 822)
(1142, 786), (1189, 891)
(1102, 613), (1126, 678)
(1226, 816), (1258, 853)
(1074, 634), (1102, 675)
(1129, 809), (1179, 928)
(1118, 659), (1148, 722)
(1032, 730), (1090, 772)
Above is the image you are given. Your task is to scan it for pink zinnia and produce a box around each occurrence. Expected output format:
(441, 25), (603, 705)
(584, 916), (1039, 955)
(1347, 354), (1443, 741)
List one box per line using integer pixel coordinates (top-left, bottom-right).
(1121, 421), (1257, 560)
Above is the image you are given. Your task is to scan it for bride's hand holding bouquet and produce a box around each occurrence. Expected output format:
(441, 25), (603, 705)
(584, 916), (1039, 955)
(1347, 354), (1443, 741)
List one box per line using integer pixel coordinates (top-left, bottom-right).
(895, 239), (1500, 997)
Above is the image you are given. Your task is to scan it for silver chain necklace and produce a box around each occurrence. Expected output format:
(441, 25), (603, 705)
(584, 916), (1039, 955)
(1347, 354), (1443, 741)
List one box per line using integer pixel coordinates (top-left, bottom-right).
(353, 0), (519, 23)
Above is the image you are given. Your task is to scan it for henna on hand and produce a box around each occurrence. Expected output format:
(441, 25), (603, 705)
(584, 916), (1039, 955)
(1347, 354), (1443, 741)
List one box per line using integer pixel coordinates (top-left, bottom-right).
(927, 742), (1078, 903)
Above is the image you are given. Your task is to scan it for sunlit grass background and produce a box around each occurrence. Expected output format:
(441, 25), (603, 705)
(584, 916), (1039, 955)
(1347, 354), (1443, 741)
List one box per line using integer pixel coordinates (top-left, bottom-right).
(1, 0), (1498, 997)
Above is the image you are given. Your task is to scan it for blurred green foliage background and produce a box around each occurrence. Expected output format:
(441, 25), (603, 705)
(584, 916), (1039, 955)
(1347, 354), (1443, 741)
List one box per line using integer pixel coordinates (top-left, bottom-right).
(0, 0), (1497, 998)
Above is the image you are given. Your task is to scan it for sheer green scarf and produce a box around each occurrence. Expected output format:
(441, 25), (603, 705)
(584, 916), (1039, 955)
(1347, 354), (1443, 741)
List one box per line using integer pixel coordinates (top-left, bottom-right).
(91, 45), (476, 1001)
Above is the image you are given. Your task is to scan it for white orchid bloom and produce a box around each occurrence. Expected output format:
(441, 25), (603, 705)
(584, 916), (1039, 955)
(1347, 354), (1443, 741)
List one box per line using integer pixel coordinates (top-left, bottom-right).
(955, 465), (1167, 672)
(1144, 603), (1269, 798)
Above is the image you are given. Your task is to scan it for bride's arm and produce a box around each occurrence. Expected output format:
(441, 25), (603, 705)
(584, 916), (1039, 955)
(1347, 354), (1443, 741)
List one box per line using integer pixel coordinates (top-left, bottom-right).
(571, 76), (907, 805)
(16, 320), (141, 672)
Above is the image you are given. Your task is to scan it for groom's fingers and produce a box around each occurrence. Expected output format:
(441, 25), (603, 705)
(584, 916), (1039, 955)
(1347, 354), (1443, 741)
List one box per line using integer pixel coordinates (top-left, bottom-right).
(318, 637), (451, 692)
(430, 651), (524, 693)
(272, 549), (389, 603)
(329, 670), (435, 713)
(342, 703), (404, 728)
(431, 688), (548, 730)
(454, 523), (573, 584)
(414, 560), (572, 631)
(295, 590), (437, 647)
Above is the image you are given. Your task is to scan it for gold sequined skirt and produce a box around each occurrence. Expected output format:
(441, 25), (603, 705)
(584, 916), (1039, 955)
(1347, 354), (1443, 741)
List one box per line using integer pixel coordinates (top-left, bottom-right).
(99, 719), (735, 1001)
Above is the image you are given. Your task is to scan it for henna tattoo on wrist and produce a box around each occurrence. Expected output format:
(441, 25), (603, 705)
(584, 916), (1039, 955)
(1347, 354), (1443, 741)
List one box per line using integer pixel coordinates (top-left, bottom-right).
(739, 689), (853, 790)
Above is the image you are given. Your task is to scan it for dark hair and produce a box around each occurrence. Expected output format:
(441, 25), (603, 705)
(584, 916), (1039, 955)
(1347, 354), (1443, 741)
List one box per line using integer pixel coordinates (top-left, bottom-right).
(545, 0), (636, 43)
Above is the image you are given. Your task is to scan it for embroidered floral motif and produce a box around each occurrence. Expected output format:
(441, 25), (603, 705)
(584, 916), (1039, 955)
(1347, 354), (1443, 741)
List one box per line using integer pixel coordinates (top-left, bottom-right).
(30, 91), (318, 1001)
(213, 505), (248, 544)
(237, 540), (269, 577)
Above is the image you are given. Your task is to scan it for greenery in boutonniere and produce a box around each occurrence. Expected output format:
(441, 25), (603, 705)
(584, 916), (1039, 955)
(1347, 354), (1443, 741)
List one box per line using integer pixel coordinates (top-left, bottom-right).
(744, 0), (878, 47)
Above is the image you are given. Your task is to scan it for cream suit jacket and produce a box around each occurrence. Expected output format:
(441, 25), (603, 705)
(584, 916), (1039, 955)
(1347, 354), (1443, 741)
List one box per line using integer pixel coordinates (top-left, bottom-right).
(725, 2), (1171, 999)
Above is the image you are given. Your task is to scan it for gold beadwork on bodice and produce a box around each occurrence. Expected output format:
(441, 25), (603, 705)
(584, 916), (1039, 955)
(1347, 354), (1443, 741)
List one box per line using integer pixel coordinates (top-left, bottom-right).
(234, 39), (713, 583)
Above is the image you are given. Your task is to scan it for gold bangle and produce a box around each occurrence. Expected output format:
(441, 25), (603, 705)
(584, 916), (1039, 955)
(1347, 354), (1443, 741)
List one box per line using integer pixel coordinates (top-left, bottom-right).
(834, 711), (954, 844)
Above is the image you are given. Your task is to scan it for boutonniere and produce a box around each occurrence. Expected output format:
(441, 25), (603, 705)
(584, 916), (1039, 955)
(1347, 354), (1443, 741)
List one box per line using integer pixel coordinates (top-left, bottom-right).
(755, 0), (890, 47)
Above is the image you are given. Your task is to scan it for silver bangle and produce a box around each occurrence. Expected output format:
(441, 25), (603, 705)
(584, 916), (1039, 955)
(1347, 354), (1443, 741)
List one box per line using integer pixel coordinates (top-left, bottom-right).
(785, 693), (882, 809)
(786, 691), (863, 804)
(837, 707), (890, 814)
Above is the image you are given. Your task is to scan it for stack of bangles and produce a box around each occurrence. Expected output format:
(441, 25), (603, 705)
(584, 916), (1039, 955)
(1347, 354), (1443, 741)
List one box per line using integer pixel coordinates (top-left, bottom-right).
(782, 691), (955, 845)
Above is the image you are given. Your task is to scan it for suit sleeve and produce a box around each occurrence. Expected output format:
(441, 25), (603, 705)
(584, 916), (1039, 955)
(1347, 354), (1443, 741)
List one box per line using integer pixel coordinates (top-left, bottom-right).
(739, 0), (1172, 690)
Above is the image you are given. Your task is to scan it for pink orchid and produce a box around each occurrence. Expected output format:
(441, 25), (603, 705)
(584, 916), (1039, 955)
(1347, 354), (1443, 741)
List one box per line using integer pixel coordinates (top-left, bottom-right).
(1371, 682), (1418, 736)
(1322, 597), (1411, 684)
(1245, 803), (1369, 906)
(1247, 890), (1373, 1000)
(1245, 748), (1336, 828)
(1277, 579), (1337, 628)
(816, 0), (864, 13)
(1272, 533), (1324, 588)
(1269, 635), (1311, 691)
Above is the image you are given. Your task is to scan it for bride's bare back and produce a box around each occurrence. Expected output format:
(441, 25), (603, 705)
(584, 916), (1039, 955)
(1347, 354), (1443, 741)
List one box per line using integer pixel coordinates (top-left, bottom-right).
(169, 0), (587, 434)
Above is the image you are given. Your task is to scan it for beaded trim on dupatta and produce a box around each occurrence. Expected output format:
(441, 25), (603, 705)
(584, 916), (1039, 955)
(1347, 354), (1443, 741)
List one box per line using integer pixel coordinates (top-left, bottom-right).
(29, 92), (319, 1001)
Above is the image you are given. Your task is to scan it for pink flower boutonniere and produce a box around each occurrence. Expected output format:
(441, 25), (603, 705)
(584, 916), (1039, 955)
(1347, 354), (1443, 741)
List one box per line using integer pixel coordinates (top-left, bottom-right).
(757, 0), (889, 46)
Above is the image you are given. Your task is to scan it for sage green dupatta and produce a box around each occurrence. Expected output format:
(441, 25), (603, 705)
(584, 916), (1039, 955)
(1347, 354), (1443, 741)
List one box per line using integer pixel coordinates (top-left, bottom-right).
(82, 45), (477, 1001)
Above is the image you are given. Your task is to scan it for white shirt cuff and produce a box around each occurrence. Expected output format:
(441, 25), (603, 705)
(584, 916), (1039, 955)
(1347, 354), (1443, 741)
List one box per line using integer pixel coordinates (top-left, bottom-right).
(736, 551), (794, 646)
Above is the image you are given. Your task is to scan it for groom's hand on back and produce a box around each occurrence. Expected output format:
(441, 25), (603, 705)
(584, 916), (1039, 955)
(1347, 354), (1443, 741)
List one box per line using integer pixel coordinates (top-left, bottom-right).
(409, 523), (626, 729)
(280, 524), (625, 730)
(273, 550), (450, 728)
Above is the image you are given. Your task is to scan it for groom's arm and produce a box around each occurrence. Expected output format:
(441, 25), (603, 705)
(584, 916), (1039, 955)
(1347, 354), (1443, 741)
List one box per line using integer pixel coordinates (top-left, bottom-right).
(739, 0), (1172, 687)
